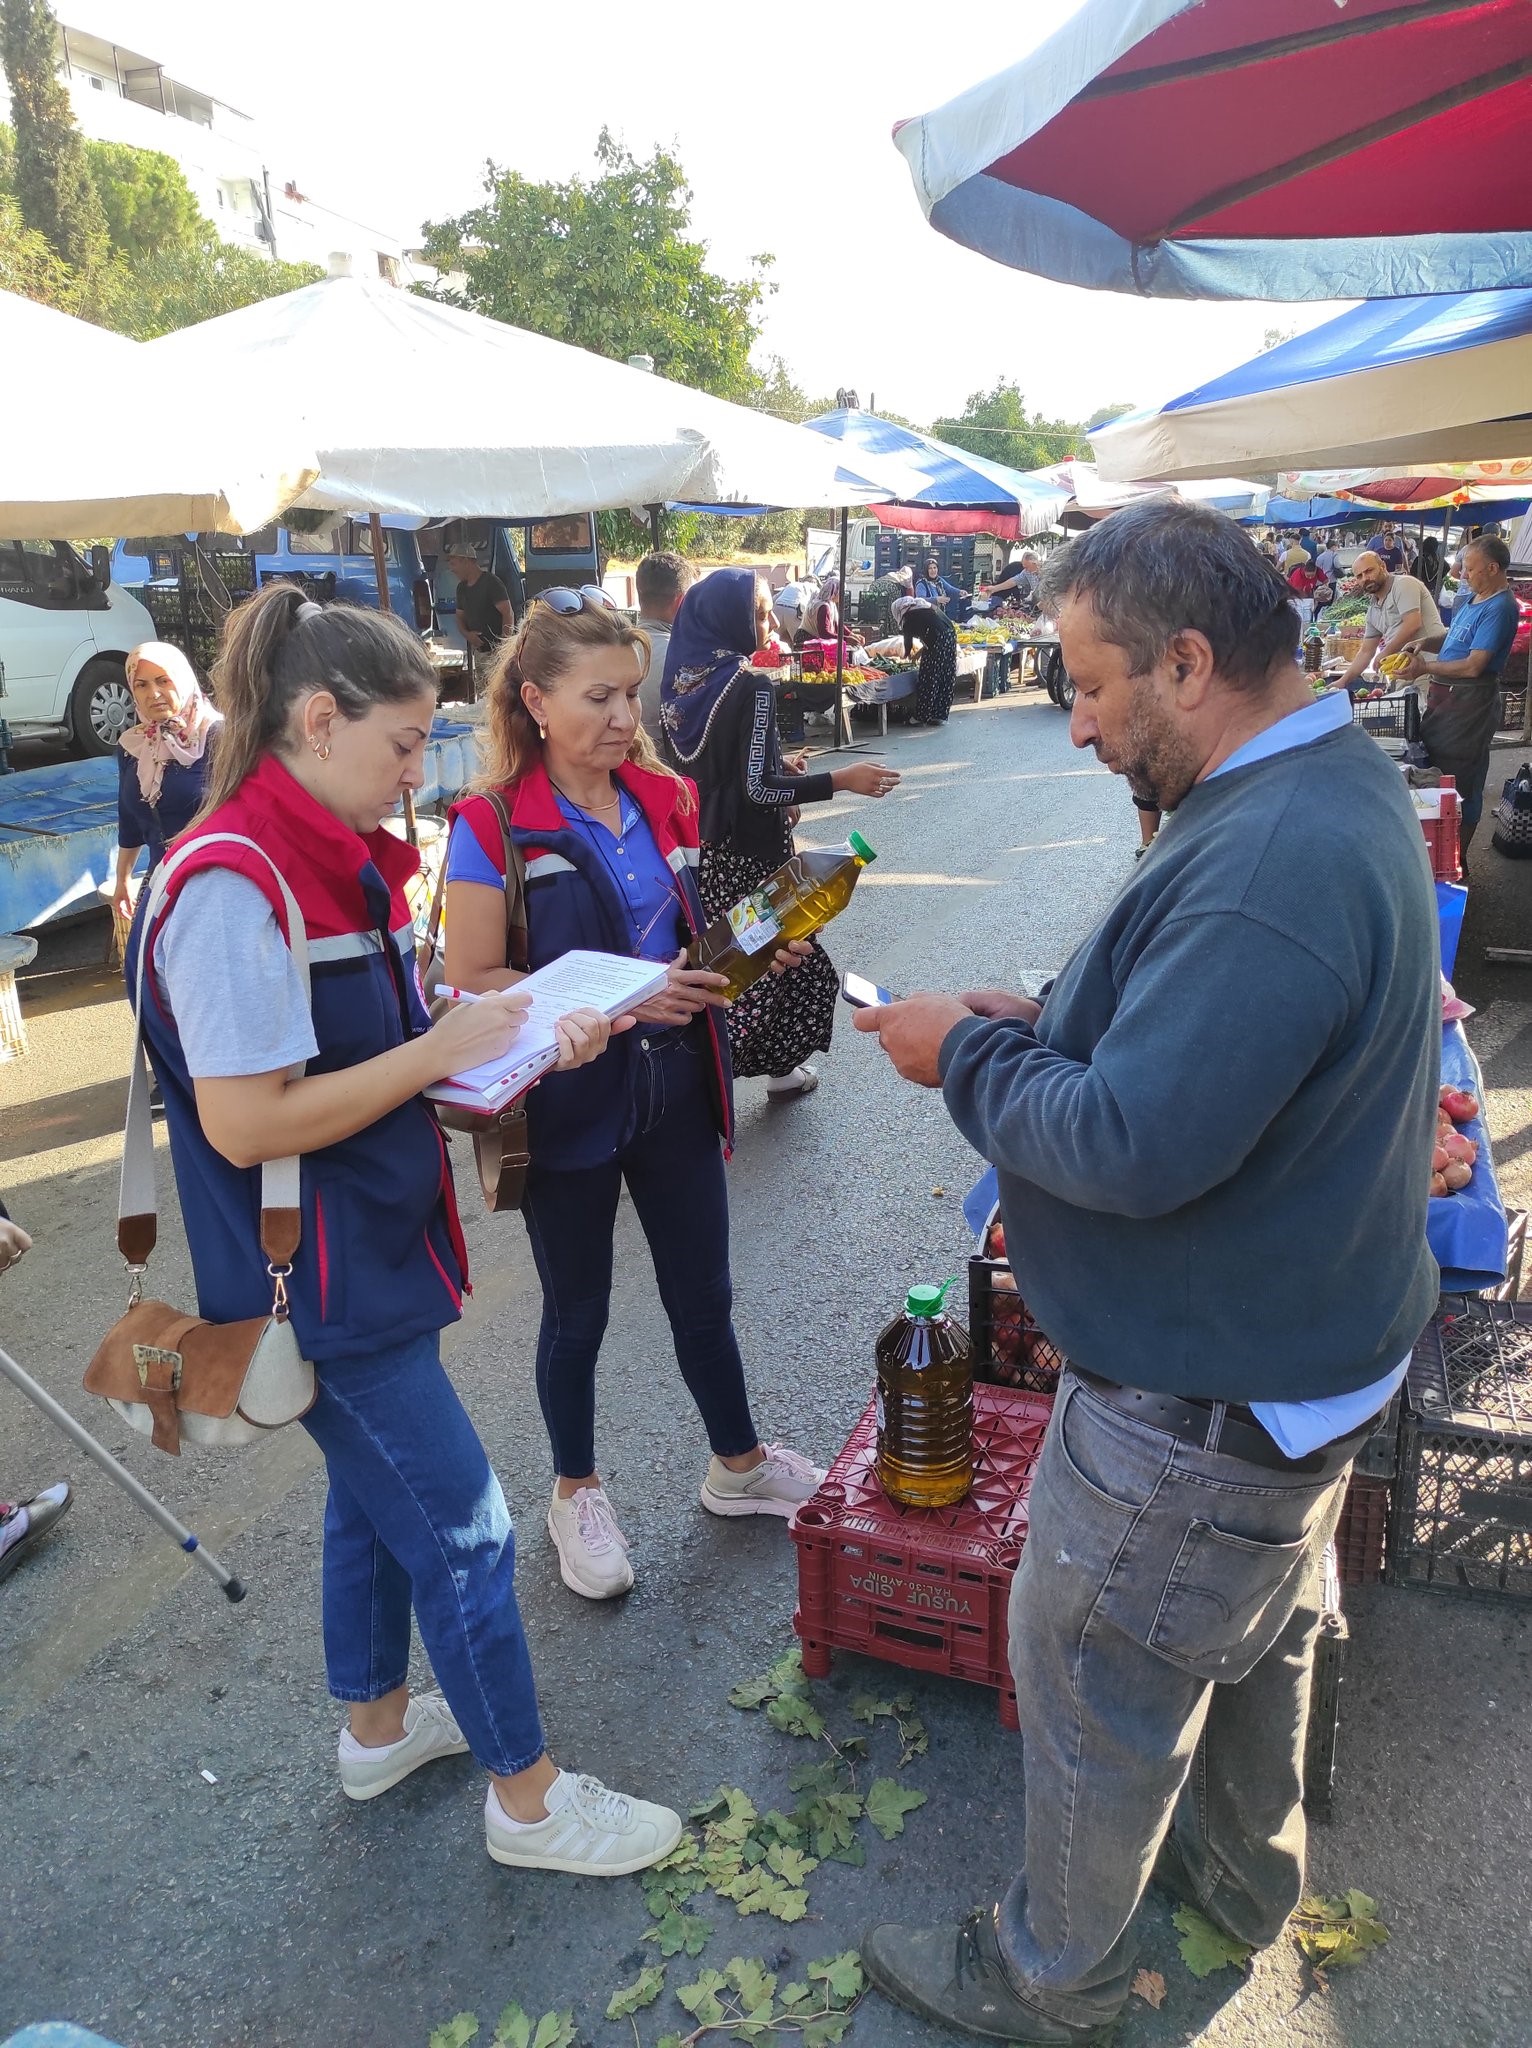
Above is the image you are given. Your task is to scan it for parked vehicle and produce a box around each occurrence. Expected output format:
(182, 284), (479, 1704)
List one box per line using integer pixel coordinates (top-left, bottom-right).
(419, 514), (602, 664)
(0, 540), (157, 756)
(805, 520), (1008, 605)
(114, 518), (436, 636)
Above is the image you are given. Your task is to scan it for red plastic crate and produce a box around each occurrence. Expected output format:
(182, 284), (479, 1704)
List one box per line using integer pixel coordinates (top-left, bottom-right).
(1415, 778), (1462, 882)
(1335, 1472), (1390, 1585)
(792, 1385), (1053, 1727)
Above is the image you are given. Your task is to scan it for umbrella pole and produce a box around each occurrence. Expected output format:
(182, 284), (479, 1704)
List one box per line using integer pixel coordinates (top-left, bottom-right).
(648, 505), (662, 552)
(835, 506), (850, 749)
(369, 512), (419, 848)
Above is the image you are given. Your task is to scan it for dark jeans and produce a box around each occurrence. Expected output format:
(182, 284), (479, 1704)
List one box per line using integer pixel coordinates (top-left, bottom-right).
(520, 1028), (758, 1479)
(996, 1371), (1352, 2033)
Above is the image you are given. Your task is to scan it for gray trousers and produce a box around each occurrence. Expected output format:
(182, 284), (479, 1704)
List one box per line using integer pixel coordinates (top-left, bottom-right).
(998, 1372), (1351, 2033)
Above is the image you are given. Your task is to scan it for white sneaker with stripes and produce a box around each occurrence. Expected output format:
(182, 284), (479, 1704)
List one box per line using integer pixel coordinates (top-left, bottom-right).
(485, 1769), (682, 1876)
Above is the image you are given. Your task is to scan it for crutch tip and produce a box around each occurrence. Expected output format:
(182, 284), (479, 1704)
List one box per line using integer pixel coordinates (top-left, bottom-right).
(224, 1577), (248, 1603)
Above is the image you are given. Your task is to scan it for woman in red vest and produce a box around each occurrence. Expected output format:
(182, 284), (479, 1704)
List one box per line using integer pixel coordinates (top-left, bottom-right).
(444, 594), (827, 1604)
(130, 583), (681, 1877)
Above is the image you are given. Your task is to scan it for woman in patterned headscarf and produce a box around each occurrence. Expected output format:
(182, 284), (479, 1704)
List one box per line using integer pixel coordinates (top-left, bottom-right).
(110, 641), (221, 922)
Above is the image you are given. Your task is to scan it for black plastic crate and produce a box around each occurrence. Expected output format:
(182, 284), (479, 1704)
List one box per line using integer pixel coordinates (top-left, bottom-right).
(1389, 1304), (1532, 1599)
(1335, 1473), (1389, 1585)
(1353, 1388), (1402, 1479)
(968, 1256), (1064, 1395)
(1491, 1209), (1527, 1303)
(1351, 689), (1421, 742)
(1303, 1543), (1347, 1821)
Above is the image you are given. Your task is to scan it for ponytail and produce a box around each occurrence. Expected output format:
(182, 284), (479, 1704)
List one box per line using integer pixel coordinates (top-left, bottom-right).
(199, 583), (437, 817)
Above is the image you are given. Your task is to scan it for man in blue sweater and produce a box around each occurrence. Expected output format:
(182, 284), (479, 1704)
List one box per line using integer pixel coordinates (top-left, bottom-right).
(855, 501), (1439, 2046)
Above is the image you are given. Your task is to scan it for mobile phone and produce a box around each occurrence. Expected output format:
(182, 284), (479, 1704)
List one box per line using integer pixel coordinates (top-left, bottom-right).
(840, 971), (895, 1009)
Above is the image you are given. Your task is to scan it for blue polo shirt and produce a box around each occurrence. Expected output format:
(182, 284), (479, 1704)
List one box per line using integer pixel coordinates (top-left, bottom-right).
(446, 788), (685, 962)
(1435, 587), (1519, 680)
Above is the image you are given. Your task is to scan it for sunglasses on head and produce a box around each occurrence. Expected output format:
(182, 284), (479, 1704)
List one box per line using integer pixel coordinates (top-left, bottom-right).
(539, 585), (617, 615)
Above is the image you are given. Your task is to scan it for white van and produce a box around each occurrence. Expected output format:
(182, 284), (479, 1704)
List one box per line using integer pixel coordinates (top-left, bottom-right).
(0, 540), (157, 757)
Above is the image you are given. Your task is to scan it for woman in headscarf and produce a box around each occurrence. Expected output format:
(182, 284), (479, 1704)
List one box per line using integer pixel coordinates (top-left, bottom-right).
(892, 588), (959, 727)
(661, 569), (898, 1100)
(802, 572), (863, 648)
(110, 641), (222, 922)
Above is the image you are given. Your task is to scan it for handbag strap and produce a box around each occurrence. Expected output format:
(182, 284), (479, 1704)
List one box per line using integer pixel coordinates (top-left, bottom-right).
(121, 832), (312, 1287)
(423, 790), (528, 973)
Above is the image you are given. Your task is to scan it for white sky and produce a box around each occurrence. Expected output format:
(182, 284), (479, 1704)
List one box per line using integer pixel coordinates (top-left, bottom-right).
(75, 0), (1350, 428)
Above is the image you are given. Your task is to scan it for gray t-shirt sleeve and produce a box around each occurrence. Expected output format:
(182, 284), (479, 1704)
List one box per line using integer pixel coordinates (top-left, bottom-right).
(152, 868), (318, 1079)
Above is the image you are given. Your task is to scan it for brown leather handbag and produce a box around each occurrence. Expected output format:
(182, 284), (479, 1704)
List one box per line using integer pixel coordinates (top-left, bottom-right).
(83, 834), (318, 1454)
(419, 790), (533, 1212)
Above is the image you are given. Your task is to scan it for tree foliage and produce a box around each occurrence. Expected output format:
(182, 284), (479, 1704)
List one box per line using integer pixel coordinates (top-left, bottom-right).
(0, 0), (107, 273)
(0, 186), (70, 303)
(421, 129), (769, 400)
(97, 235), (322, 339)
(85, 138), (202, 260)
(931, 378), (1088, 473)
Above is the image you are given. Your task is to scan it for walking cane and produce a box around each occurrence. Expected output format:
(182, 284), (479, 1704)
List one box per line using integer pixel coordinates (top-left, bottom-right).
(0, 1344), (247, 1601)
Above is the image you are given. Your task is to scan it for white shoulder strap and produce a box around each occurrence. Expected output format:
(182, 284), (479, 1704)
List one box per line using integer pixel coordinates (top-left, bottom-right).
(120, 834), (312, 1274)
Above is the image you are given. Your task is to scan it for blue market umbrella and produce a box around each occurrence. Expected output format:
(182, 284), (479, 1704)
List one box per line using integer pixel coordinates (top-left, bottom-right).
(803, 410), (1070, 538)
(894, 0), (1532, 301)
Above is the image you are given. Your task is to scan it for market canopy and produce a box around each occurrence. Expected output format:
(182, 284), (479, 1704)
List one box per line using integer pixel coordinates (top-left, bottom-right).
(1020, 457), (1269, 526)
(803, 409), (1069, 539)
(145, 276), (894, 518)
(1092, 289), (1532, 482)
(0, 291), (318, 540)
(1282, 464), (1532, 508)
(1242, 496), (1373, 529)
(893, 0), (1532, 301)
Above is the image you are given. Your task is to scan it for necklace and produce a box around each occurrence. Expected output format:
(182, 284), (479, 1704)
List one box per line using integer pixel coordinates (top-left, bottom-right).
(549, 773), (620, 818)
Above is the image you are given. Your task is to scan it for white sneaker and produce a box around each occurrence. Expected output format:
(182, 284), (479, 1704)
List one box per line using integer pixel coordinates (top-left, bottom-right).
(547, 1484), (634, 1600)
(485, 1769), (682, 1876)
(337, 1690), (469, 1801)
(700, 1443), (826, 1519)
(766, 1065), (820, 1098)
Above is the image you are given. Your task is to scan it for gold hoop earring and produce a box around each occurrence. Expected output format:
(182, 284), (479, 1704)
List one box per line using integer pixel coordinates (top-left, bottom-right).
(538, 725), (547, 741)
(312, 739), (331, 762)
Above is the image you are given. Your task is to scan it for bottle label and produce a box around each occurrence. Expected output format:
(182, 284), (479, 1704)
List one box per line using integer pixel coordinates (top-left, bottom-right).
(727, 890), (783, 956)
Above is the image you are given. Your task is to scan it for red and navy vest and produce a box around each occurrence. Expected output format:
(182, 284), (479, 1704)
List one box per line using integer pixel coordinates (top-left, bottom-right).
(127, 753), (468, 1362)
(450, 759), (734, 1169)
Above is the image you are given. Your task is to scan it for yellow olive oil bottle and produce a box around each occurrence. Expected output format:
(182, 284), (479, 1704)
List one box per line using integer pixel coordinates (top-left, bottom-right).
(688, 832), (876, 1000)
(875, 1280), (974, 1509)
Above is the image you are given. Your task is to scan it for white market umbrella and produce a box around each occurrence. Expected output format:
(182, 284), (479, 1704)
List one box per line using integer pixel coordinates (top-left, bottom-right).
(144, 277), (896, 516)
(1093, 290), (1532, 483)
(0, 291), (319, 539)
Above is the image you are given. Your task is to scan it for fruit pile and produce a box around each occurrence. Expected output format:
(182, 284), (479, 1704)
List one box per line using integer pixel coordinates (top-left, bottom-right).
(978, 1219), (1063, 1392)
(1432, 1084), (1481, 1198)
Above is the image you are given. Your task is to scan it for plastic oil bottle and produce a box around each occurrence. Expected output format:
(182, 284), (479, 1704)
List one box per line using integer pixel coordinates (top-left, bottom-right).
(688, 832), (876, 1000)
(875, 1280), (974, 1508)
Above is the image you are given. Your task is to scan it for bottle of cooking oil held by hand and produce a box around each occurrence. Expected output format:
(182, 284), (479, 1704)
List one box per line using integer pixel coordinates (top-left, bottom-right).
(875, 1280), (974, 1509)
(688, 832), (876, 1001)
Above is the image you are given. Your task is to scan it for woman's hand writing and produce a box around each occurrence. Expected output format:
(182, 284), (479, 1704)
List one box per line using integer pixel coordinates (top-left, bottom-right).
(629, 950), (731, 1025)
(421, 991), (532, 1083)
(832, 761), (901, 798)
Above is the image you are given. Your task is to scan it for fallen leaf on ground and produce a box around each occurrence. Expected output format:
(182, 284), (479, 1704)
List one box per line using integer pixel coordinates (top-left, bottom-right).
(1131, 1968), (1166, 2009)
(1173, 1906), (1253, 1979)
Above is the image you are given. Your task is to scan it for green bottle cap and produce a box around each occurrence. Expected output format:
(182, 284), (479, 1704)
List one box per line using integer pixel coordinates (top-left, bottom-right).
(848, 829), (876, 863)
(906, 1279), (955, 1318)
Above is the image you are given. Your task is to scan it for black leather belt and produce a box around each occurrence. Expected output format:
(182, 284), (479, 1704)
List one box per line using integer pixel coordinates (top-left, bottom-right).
(1071, 1369), (1373, 1477)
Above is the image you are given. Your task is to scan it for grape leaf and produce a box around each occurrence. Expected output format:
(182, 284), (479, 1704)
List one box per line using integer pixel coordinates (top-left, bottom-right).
(777, 1983), (814, 2013)
(865, 1777), (927, 1840)
(767, 1646), (807, 1691)
(676, 1969), (731, 2025)
(802, 2014), (853, 2048)
(430, 2019), (480, 2048)
(656, 2037), (683, 2048)
(690, 1790), (732, 1822)
(1173, 1906), (1253, 1979)
(530, 2015), (576, 2048)
(1131, 1968), (1166, 2009)
(725, 1959), (778, 2010)
(493, 2007), (530, 2048)
(789, 1760), (842, 1797)
(766, 1886), (809, 1924)
(765, 1842), (819, 1887)
(808, 1953), (865, 2003)
(606, 1967), (665, 2020)
(645, 1909), (711, 1959)
(1292, 1892), (1389, 1968)
(756, 1809), (805, 1848)
(825, 1833), (866, 1868)
(728, 1676), (779, 1711)
(850, 1695), (893, 1725)
(711, 1790), (760, 1843)
(766, 1693), (826, 1739)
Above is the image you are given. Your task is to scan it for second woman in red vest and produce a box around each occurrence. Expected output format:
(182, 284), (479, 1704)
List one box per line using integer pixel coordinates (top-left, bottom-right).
(444, 593), (826, 1602)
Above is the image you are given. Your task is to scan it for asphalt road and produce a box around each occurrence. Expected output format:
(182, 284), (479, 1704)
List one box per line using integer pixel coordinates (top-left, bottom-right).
(3, 690), (1531, 2048)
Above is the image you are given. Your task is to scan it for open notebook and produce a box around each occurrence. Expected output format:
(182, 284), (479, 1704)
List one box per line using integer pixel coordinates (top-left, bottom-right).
(425, 950), (669, 1114)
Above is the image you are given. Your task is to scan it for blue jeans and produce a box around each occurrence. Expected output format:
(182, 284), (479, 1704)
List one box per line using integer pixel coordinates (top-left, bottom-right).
(300, 1330), (545, 1777)
(520, 1029), (758, 1479)
(996, 1371), (1352, 2033)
